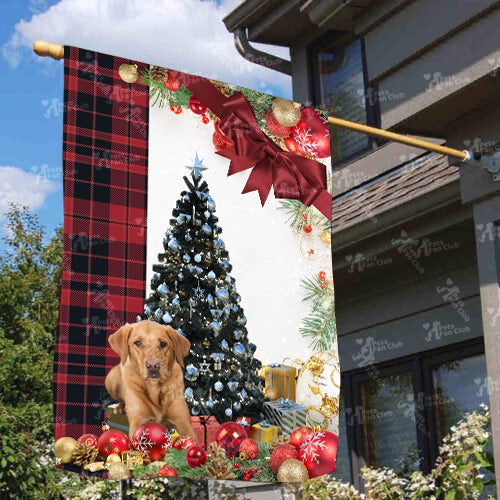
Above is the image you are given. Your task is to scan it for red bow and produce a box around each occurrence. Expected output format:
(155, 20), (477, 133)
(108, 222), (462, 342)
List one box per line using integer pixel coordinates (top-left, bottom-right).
(170, 72), (332, 220)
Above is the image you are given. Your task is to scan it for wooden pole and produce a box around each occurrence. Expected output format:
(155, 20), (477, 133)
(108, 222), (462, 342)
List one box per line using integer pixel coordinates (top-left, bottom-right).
(31, 39), (471, 162)
(328, 116), (469, 161)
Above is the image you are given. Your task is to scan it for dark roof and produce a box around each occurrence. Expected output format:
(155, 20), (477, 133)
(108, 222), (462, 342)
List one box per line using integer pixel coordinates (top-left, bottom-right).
(331, 154), (460, 233)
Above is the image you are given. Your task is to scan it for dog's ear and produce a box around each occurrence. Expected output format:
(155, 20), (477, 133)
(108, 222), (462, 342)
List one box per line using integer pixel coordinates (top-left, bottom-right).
(108, 323), (133, 363)
(165, 326), (190, 368)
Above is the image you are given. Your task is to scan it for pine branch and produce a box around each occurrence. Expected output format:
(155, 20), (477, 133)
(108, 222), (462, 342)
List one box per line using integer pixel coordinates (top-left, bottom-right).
(299, 304), (336, 351)
(278, 199), (330, 232)
(140, 68), (192, 109)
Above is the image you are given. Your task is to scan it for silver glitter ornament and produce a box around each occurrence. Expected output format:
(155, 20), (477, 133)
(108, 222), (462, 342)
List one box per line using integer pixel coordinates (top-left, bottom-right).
(185, 364), (199, 382)
(168, 239), (180, 252)
(157, 283), (169, 297)
(162, 312), (172, 324)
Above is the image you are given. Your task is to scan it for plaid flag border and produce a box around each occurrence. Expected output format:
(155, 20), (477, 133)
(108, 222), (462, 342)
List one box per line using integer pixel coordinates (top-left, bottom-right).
(54, 47), (149, 441)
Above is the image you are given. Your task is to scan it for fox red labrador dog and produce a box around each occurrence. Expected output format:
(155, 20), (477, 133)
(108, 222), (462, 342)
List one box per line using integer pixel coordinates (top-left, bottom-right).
(105, 320), (197, 441)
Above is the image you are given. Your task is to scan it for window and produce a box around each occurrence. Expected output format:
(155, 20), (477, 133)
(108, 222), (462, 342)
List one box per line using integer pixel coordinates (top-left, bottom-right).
(334, 340), (489, 490)
(310, 34), (380, 164)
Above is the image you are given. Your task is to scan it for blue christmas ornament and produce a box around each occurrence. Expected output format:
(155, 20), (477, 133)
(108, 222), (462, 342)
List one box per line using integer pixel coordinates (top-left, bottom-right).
(183, 254), (191, 263)
(222, 259), (230, 269)
(185, 364), (199, 382)
(233, 330), (243, 340)
(207, 398), (215, 409)
(241, 389), (248, 399)
(225, 276), (232, 284)
(225, 408), (233, 417)
(178, 273), (184, 280)
(201, 224), (212, 235)
(191, 405), (201, 416)
(144, 304), (151, 316)
(233, 343), (245, 356)
(168, 239), (180, 252)
(237, 315), (247, 326)
(176, 214), (192, 224)
(210, 309), (222, 319)
(157, 283), (169, 297)
(206, 294), (214, 306)
(221, 339), (229, 350)
(203, 210), (211, 220)
(223, 306), (230, 317)
(211, 321), (221, 336)
(227, 381), (238, 391)
(183, 194), (190, 202)
(154, 308), (162, 320)
(208, 271), (216, 280)
(162, 312), (172, 324)
(184, 387), (193, 399)
(214, 381), (223, 392)
(185, 233), (192, 242)
(207, 198), (216, 211)
(194, 254), (202, 263)
(215, 288), (229, 302)
(172, 297), (180, 309)
(233, 402), (241, 411)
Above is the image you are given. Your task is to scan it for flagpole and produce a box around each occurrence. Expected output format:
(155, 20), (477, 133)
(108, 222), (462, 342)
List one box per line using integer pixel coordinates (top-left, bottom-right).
(32, 39), (472, 163)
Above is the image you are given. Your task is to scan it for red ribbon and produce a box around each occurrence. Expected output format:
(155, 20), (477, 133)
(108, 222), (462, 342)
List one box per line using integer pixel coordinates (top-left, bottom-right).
(169, 72), (332, 220)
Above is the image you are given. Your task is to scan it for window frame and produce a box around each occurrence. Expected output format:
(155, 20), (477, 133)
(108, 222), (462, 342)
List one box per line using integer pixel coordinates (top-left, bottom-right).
(338, 337), (486, 491)
(308, 31), (383, 167)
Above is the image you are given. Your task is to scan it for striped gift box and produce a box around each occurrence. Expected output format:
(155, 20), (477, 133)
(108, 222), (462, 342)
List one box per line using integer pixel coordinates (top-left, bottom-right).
(263, 398), (307, 435)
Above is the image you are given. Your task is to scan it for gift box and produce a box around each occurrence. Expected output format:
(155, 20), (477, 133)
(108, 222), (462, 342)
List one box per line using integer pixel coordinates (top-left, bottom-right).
(262, 364), (296, 400)
(107, 403), (129, 434)
(191, 416), (219, 446)
(250, 420), (279, 444)
(263, 398), (307, 435)
(236, 417), (252, 437)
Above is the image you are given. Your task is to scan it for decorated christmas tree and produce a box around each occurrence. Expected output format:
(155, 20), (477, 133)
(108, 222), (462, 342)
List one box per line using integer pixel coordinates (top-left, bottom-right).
(140, 153), (265, 423)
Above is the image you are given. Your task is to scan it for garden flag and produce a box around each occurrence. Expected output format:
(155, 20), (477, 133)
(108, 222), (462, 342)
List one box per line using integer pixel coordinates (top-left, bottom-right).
(54, 46), (339, 481)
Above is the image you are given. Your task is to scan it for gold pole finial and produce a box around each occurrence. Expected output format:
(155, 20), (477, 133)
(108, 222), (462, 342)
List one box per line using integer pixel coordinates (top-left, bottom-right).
(33, 40), (64, 60)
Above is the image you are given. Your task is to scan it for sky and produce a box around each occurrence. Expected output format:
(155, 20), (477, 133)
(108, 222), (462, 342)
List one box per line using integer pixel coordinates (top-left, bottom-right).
(0, 0), (291, 244)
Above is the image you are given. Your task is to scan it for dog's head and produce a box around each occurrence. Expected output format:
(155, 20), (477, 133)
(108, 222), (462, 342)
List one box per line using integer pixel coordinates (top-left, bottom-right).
(108, 320), (190, 380)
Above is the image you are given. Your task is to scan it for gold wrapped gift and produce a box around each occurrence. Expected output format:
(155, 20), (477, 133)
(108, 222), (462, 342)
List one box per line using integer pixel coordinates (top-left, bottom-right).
(262, 364), (296, 400)
(250, 420), (279, 444)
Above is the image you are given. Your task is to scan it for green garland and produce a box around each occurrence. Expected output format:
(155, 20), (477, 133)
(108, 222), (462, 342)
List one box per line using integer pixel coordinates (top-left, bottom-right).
(140, 69), (192, 109)
(278, 199), (330, 232)
(299, 275), (336, 351)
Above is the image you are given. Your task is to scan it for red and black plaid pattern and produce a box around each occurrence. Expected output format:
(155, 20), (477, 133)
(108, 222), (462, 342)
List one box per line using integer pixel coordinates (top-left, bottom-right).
(54, 47), (149, 441)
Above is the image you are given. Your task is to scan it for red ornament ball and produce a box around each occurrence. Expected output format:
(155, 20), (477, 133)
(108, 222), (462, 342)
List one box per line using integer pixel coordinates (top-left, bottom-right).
(202, 115), (210, 124)
(159, 465), (178, 477)
(289, 425), (313, 451)
(164, 73), (181, 91)
(132, 422), (172, 462)
(283, 136), (304, 156)
(172, 435), (197, 451)
(234, 462), (240, 469)
(239, 438), (259, 460)
(186, 445), (207, 468)
(170, 105), (182, 114)
(213, 121), (234, 151)
(189, 95), (208, 115)
(303, 224), (312, 233)
(318, 271), (327, 281)
(291, 107), (330, 158)
(299, 430), (338, 478)
(265, 109), (292, 138)
(244, 475), (250, 481)
(270, 444), (299, 474)
(97, 429), (130, 459)
(77, 433), (98, 448)
(215, 421), (247, 458)
(251, 468), (257, 474)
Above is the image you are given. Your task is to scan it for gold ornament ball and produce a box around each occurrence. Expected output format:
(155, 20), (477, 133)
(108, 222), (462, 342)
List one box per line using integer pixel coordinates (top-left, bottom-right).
(119, 63), (139, 83)
(320, 229), (331, 245)
(272, 98), (301, 127)
(277, 458), (309, 482)
(55, 437), (78, 464)
(106, 453), (122, 465)
(108, 462), (131, 480)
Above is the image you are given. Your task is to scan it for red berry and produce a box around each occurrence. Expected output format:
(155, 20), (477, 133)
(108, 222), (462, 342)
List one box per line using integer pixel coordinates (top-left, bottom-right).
(170, 105), (182, 114)
(302, 214), (308, 220)
(325, 279), (330, 285)
(202, 115), (209, 124)
(251, 468), (257, 474)
(303, 224), (312, 233)
(318, 271), (327, 281)
(320, 283), (325, 289)
(244, 476), (250, 481)
(234, 462), (240, 468)
(243, 469), (249, 475)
